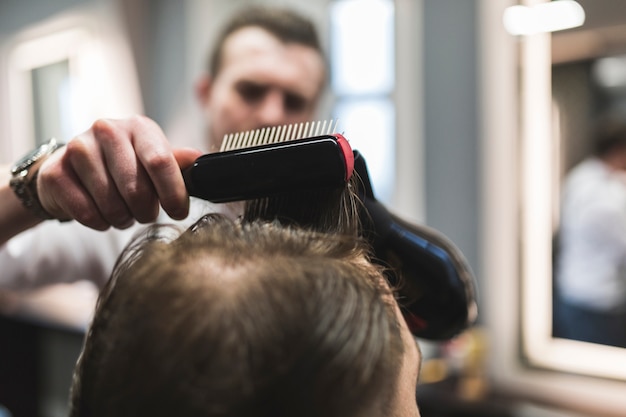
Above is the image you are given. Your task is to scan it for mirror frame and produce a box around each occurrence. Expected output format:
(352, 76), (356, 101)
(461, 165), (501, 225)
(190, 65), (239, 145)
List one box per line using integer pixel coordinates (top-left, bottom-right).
(3, 12), (144, 164)
(6, 28), (90, 159)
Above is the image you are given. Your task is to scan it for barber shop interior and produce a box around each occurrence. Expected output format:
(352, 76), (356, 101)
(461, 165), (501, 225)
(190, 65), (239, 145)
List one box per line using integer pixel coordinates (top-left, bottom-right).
(1, 0), (626, 416)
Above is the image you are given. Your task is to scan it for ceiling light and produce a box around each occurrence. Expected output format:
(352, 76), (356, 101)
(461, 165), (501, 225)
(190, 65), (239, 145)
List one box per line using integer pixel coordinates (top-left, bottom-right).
(503, 1), (585, 36)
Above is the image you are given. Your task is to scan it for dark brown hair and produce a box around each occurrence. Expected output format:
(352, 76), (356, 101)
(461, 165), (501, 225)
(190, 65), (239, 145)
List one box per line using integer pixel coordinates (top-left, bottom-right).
(69, 214), (404, 417)
(208, 5), (324, 77)
(592, 115), (626, 157)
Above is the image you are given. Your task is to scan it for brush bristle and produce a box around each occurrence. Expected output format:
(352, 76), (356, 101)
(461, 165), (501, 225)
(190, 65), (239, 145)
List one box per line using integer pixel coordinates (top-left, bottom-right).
(221, 120), (359, 235)
(220, 120), (340, 151)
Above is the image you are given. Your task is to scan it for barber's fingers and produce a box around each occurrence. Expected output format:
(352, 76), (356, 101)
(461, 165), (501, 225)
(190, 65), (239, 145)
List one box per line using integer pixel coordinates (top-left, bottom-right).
(92, 117), (161, 224)
(128, 117), (198, 220)
(38, 115), (202, 230)
(173, 147), (203, 171)
(89, 115), (200, 223)
(65, 132), (138, 228)
(38, 147), (112, 230)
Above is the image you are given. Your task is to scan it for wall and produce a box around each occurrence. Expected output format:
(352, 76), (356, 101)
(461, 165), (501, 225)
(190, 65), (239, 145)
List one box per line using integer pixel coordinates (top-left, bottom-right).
(422, 0), (481, 296)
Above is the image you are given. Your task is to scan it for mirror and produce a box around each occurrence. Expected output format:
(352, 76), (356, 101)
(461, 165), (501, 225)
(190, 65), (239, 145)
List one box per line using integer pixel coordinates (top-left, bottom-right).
(30, 59), (71, 145)
(521, 0), (626, 381)
(552, 52), (626, 349)
(7, 28), (90, 158)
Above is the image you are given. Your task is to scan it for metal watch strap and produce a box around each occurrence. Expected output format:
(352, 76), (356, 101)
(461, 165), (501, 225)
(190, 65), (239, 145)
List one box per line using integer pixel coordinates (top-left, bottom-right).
(9, 139), (66, 220)
(10, 169), (55, 220)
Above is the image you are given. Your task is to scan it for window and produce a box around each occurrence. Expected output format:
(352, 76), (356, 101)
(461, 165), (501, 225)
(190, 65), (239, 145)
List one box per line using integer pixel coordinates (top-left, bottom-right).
(330, 0), (395, 204)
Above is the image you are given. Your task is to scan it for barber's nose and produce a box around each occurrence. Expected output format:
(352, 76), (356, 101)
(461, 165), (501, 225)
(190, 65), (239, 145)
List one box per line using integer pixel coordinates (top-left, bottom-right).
(256, 91), (286, 127)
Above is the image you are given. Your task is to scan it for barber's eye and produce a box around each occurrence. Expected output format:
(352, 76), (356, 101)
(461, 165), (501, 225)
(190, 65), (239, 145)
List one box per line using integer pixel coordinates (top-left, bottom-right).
(285, 94), (306, 113)
(236, 83), (266, 103)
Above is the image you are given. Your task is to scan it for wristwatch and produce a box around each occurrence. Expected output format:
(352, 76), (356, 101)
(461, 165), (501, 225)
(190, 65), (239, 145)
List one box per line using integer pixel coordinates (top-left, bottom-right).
(10, 138), (66, 220)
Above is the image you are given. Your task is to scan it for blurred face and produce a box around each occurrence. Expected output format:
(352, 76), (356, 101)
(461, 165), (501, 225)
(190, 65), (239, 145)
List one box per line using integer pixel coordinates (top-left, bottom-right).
(197, 27), (325, 152)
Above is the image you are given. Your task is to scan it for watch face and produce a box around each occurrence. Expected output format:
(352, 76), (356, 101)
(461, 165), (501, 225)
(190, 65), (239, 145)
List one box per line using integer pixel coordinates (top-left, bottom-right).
(11, 139), (62, 174)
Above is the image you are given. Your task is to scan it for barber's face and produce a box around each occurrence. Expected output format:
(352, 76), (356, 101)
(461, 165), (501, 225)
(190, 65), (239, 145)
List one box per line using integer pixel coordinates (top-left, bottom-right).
(198, 27), (325, 152)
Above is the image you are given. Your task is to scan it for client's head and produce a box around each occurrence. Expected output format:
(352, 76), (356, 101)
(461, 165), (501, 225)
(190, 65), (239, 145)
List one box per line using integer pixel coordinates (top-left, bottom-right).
(69, 214), (422, 417)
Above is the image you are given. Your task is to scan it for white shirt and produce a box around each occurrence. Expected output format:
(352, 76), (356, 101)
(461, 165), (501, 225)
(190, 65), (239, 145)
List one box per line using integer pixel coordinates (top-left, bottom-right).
(0, 198), (240, 290)
(556, 157), (626, 311)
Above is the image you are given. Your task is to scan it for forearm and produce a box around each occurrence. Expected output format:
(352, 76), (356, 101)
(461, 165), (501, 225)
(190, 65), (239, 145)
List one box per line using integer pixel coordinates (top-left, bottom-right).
(0, 165), (42, 246)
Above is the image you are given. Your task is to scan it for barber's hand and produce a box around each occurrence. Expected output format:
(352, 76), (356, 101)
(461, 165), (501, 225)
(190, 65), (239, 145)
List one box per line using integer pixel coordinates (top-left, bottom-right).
(37, 115), (202, 230)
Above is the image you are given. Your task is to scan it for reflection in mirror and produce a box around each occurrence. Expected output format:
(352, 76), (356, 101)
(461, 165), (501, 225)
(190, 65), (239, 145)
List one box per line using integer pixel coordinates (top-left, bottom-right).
(7, 28), (91, 158)
(6, 25), (143, 162)
(31, 59), (70, 145)
(552, 53), (626, 350)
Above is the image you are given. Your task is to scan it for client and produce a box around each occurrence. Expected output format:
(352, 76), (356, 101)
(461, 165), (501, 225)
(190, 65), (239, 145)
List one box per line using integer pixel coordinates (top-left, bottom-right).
(68, 213), (422, 417)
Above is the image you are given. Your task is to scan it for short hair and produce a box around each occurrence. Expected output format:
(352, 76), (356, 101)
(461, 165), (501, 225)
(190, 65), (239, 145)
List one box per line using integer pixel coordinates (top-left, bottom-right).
(69, 214), (404, 417)
(208, 5), (324, 77)
(592, 115), (626, 157)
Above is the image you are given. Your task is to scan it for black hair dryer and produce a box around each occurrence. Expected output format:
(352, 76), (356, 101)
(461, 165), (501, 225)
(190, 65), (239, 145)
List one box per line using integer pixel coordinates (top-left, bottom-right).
(354, 151), (477, 340)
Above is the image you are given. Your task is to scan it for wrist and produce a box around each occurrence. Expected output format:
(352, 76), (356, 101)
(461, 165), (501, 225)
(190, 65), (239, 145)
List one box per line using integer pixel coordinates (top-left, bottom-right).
(9, 138), (66, 220)
(0, 173), (42, 246)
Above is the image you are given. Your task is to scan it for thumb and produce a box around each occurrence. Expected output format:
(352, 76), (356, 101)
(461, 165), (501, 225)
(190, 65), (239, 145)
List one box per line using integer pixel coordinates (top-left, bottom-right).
(173, 147), (203, 170)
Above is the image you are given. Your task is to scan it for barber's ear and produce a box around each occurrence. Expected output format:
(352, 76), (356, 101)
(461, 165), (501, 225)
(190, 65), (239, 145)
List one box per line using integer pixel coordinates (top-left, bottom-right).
(195, 74), (212, 106)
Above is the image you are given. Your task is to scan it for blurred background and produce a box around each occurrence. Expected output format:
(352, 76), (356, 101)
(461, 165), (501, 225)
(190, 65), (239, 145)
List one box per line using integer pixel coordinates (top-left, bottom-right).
(1, 0), (626, 416)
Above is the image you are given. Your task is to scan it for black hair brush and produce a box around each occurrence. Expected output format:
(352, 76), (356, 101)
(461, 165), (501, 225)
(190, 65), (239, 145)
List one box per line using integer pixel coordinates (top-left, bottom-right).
(183, 121), (477, 340)
(184, 121), (358, 233)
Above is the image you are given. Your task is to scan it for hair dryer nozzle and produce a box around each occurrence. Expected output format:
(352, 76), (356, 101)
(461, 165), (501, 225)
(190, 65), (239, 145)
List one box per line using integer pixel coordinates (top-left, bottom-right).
(354, 151), (478, 340)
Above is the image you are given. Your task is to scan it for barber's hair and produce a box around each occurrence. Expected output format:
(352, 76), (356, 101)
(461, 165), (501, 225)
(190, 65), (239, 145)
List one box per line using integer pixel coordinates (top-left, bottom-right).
(592, 115), (626, 157)
(209, 5), (323, 77)
(69, 214), (404, 417)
